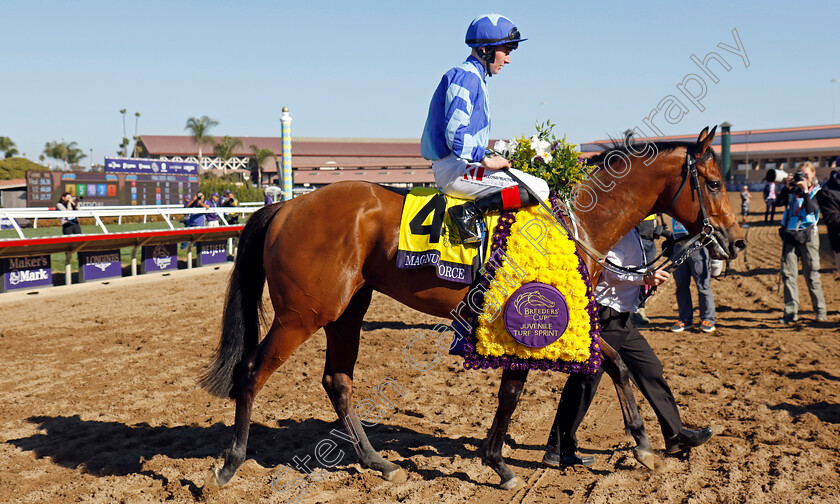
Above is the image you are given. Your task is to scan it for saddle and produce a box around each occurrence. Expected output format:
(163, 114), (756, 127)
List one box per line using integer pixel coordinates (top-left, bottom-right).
(396, 188), (499, 284)
(399, 189), (602, 374)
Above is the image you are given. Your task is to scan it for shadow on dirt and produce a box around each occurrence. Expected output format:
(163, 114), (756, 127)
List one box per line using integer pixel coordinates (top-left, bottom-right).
(361, 321), (441, 332)
(768, 401), (840, 424)
(6, 414), (508, 483)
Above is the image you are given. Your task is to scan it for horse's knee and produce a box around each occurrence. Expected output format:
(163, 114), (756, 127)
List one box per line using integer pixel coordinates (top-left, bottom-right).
(500, 381), (524, 399)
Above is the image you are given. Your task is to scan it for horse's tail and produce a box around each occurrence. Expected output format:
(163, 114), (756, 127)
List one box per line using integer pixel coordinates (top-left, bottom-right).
(199, 202), (285, 399)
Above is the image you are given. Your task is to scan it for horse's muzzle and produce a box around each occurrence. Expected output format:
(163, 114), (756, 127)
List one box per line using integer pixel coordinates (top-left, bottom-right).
(711, 227), (746, 260)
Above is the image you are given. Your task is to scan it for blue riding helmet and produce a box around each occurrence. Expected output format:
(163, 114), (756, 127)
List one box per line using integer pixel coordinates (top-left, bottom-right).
(465, 14), (527, 49)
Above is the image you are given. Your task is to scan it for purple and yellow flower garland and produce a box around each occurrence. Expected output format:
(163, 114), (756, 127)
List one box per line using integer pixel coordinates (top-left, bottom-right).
(460, 199), (602, 374)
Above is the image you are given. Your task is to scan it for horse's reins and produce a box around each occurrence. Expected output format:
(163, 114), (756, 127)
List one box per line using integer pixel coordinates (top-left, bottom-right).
(502, 149), (727, 278)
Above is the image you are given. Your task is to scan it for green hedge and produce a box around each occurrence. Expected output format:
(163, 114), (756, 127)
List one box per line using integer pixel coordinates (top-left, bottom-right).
(0, 157), (48, 179)
(199, 172), (264, 203)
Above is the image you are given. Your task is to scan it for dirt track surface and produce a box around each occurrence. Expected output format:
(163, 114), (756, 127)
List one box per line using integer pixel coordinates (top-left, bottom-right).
(2, 195), (839, 504)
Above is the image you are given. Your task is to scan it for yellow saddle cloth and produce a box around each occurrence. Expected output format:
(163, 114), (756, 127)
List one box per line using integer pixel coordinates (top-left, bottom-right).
(396, 187), (499, 284)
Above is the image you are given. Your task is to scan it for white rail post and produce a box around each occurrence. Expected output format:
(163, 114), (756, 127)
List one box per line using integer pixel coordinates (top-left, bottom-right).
(131, 237), (152, 276)
(92, 212), (108, 234)
(186, 240), (195, 269)
(161, 211), (175, 230)
(65, 252), (72, 286)
(1, 212), (25, 239)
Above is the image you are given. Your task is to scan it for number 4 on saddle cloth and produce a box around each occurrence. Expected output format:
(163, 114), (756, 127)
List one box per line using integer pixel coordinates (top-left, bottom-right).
(397, 187), (603, 374)
(397, 187), (500, 284)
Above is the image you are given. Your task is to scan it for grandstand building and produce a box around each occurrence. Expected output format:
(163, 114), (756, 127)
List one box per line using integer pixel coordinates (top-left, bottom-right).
(581, 124), (840, 183)
(134, 136), (434, 192)
(135, 124), (840, 193)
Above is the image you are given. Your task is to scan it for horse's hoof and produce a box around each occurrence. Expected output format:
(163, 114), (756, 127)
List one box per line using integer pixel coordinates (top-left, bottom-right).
(384, 467), (407, 484)
(633, 447), (656, 471)
(201, 469), (221, 496)
(500, 476), (519, 490)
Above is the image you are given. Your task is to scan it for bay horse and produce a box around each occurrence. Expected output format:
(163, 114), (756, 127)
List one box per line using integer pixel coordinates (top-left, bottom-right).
(199, 126), (745, 489)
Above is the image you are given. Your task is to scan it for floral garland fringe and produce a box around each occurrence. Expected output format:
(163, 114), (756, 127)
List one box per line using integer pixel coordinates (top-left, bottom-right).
(458, 197), (602, 373)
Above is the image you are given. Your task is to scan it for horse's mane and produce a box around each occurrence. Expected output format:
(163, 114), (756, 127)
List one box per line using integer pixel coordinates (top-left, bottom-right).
(587, 137), (718, 168)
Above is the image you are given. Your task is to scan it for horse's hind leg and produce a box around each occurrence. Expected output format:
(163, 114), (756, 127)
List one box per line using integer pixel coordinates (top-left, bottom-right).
(480, 368), (529, 490)
(215, 317), (312, 486)
(321, 286), (402, 480)
(601, 342), (655, 469)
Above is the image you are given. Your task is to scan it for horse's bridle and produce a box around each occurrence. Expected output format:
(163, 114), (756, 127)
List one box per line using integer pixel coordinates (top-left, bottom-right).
(506, 149), (727, 278)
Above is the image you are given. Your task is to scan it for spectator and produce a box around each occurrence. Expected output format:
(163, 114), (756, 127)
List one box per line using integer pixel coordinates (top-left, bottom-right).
(825, 169), (840, 274)
(55, 192), (81, 235)
(221, 189), (239, 224)
(668, 218), (716, 333)
(775, 161), (826, 323)
(543, 229), (713, 468)
(206, 192), (221, 227)
(740, 185), (751, 228)
(816, 169), (840, 277)
(763, 181), (777, 224)
(185, 191), (209, 228)
(264, 191), (273, 206)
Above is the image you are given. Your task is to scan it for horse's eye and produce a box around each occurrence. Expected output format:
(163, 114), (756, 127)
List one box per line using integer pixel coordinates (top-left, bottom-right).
(707, 180), (722, 191)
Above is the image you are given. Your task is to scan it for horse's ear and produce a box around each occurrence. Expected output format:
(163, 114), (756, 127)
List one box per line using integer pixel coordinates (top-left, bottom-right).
(696, 125), (717, 157)
(696, 127), (709, 144)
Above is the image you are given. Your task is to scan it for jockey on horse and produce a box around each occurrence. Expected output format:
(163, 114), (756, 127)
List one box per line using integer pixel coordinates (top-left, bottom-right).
(421, 13), (550, 244)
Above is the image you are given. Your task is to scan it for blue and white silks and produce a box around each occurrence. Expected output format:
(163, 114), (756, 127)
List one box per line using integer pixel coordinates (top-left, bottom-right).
(421, 55), (490, 163)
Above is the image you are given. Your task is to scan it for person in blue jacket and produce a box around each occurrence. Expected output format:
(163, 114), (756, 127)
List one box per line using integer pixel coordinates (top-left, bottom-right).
(775, 161), (826, 323)
(421, 14), (549, 244)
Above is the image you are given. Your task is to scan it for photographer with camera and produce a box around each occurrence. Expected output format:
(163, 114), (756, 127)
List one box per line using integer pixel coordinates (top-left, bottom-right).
(56, 192), (81, 235)
(775, 161), (826, 324)
(185, 191), (210, 228)
(221, 189), (239, 224)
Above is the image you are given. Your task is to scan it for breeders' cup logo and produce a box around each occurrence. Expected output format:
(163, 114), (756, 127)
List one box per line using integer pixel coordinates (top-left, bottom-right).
(9, 271), (20, 286)
(152, 245), (172, 269)
(503, 283), (569, 348)
(513, 290), (559, 320)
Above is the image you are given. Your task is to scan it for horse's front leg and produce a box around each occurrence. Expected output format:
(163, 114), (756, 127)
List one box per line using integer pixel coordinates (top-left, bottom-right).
(600, 341), (655, 469)
(480, 368), (529, 490)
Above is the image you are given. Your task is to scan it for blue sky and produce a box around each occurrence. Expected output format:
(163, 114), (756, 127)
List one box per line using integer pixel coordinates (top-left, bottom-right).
(1, 0), (838, 165)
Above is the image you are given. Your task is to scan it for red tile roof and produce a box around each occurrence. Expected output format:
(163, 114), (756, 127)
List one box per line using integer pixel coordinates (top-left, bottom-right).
(138, 135), (422, 157)
(0, 178), (26, 189)
(581, 124), (840, 158)
(292, 169), (435, 185)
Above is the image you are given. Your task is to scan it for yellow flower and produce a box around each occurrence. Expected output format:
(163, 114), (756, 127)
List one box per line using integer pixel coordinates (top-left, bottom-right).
(473, 205), (595, 363)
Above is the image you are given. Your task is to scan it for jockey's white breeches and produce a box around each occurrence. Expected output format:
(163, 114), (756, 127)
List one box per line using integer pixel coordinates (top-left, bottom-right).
(432, 155), (550, 201)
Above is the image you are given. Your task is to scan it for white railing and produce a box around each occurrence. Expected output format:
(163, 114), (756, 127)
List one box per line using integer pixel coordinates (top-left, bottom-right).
(0, 204), (263, 239)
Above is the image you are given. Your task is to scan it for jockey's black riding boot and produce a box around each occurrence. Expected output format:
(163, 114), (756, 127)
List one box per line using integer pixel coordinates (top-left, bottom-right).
(448, 186), (540, 244)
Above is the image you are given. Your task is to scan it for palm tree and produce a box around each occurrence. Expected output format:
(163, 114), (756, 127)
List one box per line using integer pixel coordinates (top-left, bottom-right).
(120, 109), (128, 157)
(0, 136), (18, 159)
(133, 112), (141, 157)
(43, 141), (65, 169)
(184, 115), (219, 169)
(213, 136), (244, 162)
(250, 144), (276, 187)
(65, 142), (86, 168)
